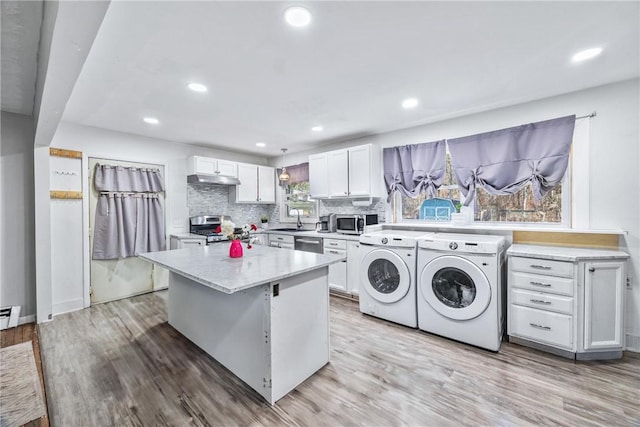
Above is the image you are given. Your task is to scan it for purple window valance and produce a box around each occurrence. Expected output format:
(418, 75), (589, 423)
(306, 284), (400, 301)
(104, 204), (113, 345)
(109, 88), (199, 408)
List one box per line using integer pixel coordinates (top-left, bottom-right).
(94, 164), (165, 192)
(383, 141), (446, 202)
(447, 115), (576, 206)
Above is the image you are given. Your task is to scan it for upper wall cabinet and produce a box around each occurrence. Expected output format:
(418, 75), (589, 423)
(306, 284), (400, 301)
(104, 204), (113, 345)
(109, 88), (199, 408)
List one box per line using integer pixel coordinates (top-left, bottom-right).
(188, 156), (238, 177)
(309, 144), (381, 199)
(233, 163), (276, 204)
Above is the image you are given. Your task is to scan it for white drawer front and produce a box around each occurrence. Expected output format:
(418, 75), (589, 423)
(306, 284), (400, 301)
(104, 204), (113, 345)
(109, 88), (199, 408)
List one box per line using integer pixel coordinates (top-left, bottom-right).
(509, 305), (573, 350)
(510, 288), (573, 315)
(510, 257), (573, 278)
(510, 271), (574, 296)
(323, 239), (347, 250)
(269, 234), (294, 245)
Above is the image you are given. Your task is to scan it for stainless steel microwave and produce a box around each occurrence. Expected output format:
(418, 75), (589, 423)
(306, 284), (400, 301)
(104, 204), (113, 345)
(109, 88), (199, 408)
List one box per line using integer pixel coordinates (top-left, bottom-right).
(335, 214), (378, 235)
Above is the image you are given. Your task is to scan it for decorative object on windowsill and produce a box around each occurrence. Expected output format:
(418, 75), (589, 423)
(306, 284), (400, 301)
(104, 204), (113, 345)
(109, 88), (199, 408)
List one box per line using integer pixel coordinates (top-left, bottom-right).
(419, 198), (455, 221)
(260, 215), (269, 229)
(216, 220), (258, 257)
(451, 203), (472, 226)
(278, 148), (290, 183)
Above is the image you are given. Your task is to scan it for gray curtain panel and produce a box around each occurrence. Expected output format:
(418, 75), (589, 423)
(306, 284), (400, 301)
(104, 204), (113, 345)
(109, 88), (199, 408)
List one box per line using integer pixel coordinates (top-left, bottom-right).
(93, 194), (137, 260)
(92, 163), (165, 260)
(383, 141), (446, 202)
(94, 164), (165, 192)
(447, 115), (576, 206)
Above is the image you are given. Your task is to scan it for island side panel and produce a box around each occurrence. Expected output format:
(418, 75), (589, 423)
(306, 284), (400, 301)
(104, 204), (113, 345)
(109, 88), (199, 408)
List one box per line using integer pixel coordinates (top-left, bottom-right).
(270, 266), (330, 403)
(168, 272), (272, 403)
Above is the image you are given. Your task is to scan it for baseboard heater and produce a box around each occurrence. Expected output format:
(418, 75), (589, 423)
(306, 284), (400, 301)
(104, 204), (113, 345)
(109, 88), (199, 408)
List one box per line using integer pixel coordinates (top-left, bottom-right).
(0, 306), (21, 330)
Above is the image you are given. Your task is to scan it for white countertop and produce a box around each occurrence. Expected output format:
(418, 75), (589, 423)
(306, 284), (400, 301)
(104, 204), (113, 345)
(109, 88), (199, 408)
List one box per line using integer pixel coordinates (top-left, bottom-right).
(507, 244), (629, 262)
(170, 233), (206, 239)
(263, 229), (361, 241)
(139, 244), (345, 294)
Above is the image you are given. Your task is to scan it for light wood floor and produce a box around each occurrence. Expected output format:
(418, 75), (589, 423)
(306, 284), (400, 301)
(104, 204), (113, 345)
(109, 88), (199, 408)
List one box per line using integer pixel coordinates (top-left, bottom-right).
(38, 291), (639, 426)
(1, 323), (50, 427)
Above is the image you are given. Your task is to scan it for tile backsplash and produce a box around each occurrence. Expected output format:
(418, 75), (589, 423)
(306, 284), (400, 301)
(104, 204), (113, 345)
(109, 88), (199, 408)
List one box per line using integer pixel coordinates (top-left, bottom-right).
(188, 183), (387, 228)
(188, 184), (272, 226)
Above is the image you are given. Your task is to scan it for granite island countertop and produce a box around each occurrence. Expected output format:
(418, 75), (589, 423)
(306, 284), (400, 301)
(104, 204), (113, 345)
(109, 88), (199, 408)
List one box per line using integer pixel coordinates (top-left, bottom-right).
(507, 244), (629, 262)
(139, 244), (345, 294)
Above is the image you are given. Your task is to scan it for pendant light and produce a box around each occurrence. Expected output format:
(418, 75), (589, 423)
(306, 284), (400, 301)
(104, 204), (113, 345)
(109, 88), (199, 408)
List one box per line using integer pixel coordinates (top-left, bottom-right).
(278, 148), (290, 182)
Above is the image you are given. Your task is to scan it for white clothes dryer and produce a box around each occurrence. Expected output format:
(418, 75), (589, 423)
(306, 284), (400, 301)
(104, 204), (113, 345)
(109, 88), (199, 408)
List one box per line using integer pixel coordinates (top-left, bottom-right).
(417, 233), (506, 351)
(359, 230), (435, 328)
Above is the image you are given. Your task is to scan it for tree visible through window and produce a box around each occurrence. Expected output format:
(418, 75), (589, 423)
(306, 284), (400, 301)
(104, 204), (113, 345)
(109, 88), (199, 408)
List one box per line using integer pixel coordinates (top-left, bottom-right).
(283, 181), (317, 219)
(401, 152), (566, 224)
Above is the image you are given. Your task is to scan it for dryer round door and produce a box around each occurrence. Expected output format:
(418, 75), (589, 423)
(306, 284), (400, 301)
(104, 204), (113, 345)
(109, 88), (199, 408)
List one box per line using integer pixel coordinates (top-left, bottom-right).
(361, 249), (411, 304)
(419, 255), (491, 320)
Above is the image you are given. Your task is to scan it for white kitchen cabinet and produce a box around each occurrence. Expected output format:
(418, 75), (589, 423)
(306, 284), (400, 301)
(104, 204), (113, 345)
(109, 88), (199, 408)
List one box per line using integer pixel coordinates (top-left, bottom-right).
(234, 164), (275, 204)
(346, 241), (361, 295)
(309, 153), (329, 198)
(251, 233), (269, 246)
(188, 156), (237, 177)
(583, 261), (625, 351)
(507, 244), (628, 360)
(309, 143), (381, 199)
(170, 235), (206, 249)
(324, 239), (347, 291)
(269, 233), (294, 249)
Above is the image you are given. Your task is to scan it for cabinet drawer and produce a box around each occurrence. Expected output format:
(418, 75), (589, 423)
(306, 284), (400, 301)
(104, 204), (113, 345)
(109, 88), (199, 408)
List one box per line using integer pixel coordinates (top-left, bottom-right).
(510, 257), (573, 278)
(510, 288), (573, 315)
(323, 239), (346, 250)
(509, 305), (573, 350)
(268, 234), (294, 245)
(510, 271), (574, 296)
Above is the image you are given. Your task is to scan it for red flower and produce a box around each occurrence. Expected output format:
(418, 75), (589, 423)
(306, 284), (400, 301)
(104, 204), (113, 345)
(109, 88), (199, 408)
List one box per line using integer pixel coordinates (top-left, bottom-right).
(215, 225), (221, 233)
(250, 224), (258, 231)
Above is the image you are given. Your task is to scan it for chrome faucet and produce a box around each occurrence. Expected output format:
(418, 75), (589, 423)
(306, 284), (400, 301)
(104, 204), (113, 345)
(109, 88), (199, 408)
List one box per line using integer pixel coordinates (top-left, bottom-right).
(296, 210), (303, 230)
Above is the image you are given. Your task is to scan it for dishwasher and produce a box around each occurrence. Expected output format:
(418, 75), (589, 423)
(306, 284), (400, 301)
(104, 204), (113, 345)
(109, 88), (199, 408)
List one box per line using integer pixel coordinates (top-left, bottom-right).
(294, 236), (324, 254)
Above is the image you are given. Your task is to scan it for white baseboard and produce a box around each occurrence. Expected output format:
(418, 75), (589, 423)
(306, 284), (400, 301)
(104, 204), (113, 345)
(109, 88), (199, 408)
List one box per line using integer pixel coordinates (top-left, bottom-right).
(18, 314), (36, 325)
(625, 333), (640, 353)
(53, 298), (84, 316)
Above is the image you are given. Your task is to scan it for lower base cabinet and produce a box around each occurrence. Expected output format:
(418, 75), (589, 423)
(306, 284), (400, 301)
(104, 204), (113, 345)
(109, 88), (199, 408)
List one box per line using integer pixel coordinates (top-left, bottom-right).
(507, 244), (628, 360)
(324, 238), (360, 296)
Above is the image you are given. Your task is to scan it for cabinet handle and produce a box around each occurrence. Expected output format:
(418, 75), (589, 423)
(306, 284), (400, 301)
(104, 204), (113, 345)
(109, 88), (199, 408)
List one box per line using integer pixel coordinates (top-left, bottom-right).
(529, 323), (551, 331)
(530, 264), (552, 270)
(329, 242), (338, 246)
(530, 299), (551, 305)
(344, 192), (348, 195)
(328, 250), (341, 255)
(589, 267), (595, 272)
(529, 281), (551, 287)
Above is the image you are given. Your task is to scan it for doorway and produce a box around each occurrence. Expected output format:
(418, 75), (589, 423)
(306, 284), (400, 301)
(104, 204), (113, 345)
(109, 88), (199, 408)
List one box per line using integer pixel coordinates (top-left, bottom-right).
(88, 157), (168, 304)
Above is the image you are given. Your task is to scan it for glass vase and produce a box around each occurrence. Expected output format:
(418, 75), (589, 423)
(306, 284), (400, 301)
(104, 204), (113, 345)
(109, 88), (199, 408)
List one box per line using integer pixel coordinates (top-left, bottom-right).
(229, 239), (243, 258)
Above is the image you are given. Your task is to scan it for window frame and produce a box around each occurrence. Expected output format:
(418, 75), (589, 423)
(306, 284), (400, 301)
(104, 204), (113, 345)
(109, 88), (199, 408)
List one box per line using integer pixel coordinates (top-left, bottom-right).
(278, 180), (319, 225)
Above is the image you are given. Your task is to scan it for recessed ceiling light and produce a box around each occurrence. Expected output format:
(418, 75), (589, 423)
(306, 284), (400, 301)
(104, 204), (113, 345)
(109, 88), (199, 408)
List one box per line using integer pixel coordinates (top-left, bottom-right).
(143, 117), (159, 124)
(402, 98), (419, 109)
(256, 142), (266, 147)
(187, 82), (208, 92)
(284, 6), (312, 27)
(571, 47), (603, 63)
(311, 125), (323, 132)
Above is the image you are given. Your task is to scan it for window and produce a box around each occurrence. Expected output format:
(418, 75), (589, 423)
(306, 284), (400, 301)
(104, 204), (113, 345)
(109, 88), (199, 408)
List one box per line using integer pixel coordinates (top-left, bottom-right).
(401, 152), (569, 225)
(279, 163), (318, 222)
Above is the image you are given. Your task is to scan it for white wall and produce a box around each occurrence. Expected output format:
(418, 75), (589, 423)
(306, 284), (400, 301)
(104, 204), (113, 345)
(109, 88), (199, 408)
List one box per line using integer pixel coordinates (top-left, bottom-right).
(34, 122), (269, 321)
(272, 79), (640, 348)
(1, 112), (36, 322)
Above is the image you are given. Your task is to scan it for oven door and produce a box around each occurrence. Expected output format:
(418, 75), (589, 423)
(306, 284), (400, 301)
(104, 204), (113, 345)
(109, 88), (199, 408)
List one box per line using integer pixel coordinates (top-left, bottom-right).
(336, 216), (358, 234)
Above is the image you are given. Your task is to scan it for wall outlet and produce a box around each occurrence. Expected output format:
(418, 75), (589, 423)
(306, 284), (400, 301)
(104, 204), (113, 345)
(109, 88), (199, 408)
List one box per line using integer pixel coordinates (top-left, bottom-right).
(627, 276), (633, 288)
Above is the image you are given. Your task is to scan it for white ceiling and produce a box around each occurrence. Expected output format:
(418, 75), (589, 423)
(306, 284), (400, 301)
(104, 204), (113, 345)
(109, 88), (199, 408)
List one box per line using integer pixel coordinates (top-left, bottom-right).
(62, 1), (639, 157)
(1, 0), (43, 115)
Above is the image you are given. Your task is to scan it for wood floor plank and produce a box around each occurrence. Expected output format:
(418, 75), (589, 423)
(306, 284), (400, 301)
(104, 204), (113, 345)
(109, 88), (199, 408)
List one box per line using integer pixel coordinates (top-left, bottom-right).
(38, 291), (640, 426)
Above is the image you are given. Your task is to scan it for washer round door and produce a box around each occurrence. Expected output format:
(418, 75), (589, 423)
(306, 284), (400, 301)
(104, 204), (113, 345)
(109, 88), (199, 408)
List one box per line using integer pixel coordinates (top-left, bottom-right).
(360, 249), (411, 304)
(419, 255), (491, 320)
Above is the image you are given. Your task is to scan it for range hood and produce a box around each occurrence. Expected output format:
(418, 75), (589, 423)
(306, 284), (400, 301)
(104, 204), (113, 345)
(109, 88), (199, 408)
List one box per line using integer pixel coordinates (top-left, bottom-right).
(187, 173), (241, 185)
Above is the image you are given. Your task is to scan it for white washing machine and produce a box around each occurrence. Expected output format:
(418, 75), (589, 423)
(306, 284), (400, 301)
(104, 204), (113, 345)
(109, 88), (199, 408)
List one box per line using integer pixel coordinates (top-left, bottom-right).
(417, 233), (506, 351)
(359, 230), (435, 328)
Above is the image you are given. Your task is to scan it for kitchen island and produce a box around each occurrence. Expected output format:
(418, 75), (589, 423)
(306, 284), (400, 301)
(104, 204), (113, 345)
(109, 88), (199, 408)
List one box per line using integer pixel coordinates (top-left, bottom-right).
(138, 243), (345, 404)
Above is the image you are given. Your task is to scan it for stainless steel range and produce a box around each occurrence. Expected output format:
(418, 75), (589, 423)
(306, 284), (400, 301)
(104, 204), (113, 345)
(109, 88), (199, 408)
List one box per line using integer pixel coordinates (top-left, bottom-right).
(189, 215), (236, 244)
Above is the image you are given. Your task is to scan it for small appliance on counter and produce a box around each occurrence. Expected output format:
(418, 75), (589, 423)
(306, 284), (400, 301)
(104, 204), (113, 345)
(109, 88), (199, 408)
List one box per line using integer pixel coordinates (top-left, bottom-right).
(336, 214), (378, 235)
(189, 215), (237, 244)
(317, 214), (337, 233)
